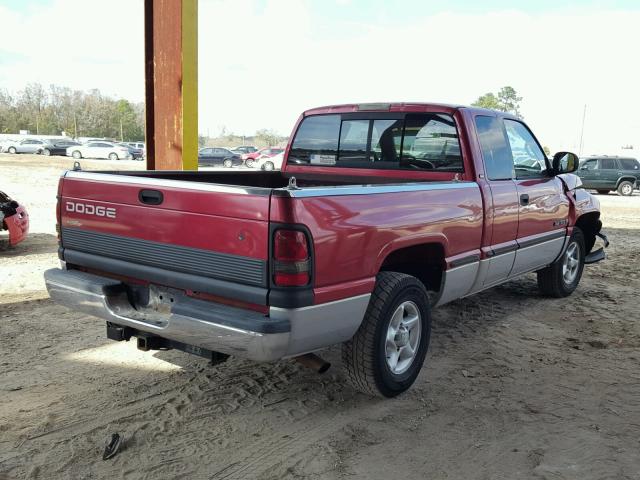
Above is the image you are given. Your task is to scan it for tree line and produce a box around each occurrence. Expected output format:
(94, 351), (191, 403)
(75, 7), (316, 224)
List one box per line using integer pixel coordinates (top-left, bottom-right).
(0, 83), (145, 141)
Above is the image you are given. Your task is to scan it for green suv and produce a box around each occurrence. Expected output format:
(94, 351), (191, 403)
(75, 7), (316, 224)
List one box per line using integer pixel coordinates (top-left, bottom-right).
(577, 156), (639, 196)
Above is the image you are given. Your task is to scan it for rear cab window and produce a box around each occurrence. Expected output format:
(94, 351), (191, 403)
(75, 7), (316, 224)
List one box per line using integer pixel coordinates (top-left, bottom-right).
(288, 112), (464, 172)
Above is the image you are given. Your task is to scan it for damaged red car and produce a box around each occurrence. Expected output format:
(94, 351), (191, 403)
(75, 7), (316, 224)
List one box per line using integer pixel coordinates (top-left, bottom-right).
(0, 191), (29, 247)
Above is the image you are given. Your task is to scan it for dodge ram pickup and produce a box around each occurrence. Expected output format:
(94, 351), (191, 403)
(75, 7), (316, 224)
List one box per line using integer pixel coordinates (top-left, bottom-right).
(45, 103), (608, 397)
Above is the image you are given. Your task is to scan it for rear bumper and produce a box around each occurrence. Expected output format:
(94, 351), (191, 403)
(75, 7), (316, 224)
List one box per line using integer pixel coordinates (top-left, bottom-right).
(44, 268), (370, 362)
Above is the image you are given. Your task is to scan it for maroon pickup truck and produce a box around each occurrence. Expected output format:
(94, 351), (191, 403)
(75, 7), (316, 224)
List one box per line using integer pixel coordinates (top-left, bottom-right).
(45, 103), (608, 397)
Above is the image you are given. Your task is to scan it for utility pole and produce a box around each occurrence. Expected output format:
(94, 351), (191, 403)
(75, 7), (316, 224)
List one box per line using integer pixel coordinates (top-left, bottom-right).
(578, 104), (587, 156)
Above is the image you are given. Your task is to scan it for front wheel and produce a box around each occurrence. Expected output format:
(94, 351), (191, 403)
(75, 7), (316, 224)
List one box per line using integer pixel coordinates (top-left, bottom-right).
(342, 271), (431, 398)
(222, 159), (233, 168)
(8, 146), (16, 154)
(43, 148), (51, 156)
(537, 228), (585, 297)
(262, 161), (275, 171)
(245, 159), (255, 168)
(617, 181), (634, 196)
(71, 150), (82, 159)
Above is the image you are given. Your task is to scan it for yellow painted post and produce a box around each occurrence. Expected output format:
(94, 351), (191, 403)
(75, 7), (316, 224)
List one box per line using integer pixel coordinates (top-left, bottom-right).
(181, 0), (198, 170)
(144, 0), (198, 170)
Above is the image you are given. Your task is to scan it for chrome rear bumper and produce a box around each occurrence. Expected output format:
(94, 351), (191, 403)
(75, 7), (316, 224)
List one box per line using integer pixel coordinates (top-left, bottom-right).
(44, 268), (370, 362)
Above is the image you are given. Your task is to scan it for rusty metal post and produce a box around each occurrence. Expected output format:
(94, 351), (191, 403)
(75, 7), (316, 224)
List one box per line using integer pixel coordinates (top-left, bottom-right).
(144, 0), (198, 170)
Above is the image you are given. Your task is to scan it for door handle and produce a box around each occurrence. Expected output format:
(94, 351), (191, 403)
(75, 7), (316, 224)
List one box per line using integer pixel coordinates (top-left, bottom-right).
(520, 193), (529, 206)
(138, 189), (164, 205)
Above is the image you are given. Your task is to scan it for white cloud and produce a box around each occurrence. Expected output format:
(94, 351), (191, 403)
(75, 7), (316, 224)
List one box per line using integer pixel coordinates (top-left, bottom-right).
(1, 1), (638, 155)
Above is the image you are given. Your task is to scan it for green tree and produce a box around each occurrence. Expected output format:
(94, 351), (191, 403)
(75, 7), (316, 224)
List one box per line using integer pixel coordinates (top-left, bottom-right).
(471, 92), (501, 110)
(255, 128), (282, 147)
(472, 86), (523, 118)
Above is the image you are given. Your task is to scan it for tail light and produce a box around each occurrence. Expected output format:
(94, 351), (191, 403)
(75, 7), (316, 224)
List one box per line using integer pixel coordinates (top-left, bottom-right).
(273, 229), (310, 286)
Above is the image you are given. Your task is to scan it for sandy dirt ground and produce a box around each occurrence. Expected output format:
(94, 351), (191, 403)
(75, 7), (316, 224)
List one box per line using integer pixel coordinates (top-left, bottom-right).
(1, 154), (639, 480)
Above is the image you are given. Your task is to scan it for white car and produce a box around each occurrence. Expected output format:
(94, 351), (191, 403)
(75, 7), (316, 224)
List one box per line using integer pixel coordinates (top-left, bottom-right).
(253, 152), (284, 171)
(3, 138), (48, 154)
(66, 141), (131, 160)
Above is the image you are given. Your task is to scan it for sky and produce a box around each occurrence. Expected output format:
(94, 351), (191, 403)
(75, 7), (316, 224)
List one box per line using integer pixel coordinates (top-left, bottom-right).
(0, 0), (639, 155)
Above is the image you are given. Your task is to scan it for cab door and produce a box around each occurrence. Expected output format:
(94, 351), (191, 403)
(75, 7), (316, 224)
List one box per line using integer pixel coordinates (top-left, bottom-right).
(578, 158), (599, 189)
(471, 115), (519, 290)
(502, 119), (568, 276)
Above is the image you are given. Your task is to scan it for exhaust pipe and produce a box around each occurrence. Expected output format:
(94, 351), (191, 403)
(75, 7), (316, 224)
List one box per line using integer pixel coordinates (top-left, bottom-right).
(294, 353), (331, 374)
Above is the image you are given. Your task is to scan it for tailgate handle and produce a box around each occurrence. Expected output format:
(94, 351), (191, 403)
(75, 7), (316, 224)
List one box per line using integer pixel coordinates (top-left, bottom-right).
(138, 189), (164, 205)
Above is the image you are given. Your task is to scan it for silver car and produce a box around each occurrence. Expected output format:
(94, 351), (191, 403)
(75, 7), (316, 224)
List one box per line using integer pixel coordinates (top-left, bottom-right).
(4, 138), (47, 154)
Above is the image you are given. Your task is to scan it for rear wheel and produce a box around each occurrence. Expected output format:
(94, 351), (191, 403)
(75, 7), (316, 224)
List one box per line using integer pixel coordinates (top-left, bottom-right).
(617, 181), (633, 196)
(263, 161), (275, 171)
(108, 152), (119, 161)
(71, 150), (82, 159)
(43, 148), (51, 156)
(342, 271), (431, 398)
(245, 159), (255, 168)
(223, 158), (233, 168)
(8, 146), (16, 154)
(537, 228), (585, 297)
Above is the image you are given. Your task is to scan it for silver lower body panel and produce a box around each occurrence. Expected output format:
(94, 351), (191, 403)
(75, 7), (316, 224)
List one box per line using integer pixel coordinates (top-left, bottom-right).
(44, 268), (370, 362)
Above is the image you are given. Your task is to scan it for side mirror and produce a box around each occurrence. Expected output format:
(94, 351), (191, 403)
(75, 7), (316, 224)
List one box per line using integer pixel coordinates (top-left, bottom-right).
(552, 151), (579, 174)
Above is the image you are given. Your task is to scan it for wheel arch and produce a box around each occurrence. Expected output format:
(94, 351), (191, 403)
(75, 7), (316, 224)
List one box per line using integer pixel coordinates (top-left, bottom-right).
(378, 241), (446, 293)
(574, 211), (601, 254)
(616, 176), (637, 188)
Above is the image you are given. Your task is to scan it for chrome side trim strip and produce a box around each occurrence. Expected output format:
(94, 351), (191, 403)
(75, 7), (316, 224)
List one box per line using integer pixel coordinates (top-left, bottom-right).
(64, 171), (273, 196)
(273, 181), (477, 198)
(434, 261), (480, 307)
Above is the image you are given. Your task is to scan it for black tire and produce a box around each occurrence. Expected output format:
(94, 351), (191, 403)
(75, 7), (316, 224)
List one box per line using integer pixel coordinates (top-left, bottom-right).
(108, 152), (119, 161)
(222, 158), (233, 168)
(342, 271), (431, 398)
(263, 161), (275, 171)
(8, 146), (16, 154)
(617, 181), (634, 196)
(71, 150), (82, 159)
(537, 228), (585, 298)
(43, 148), (51, 156)
(596, 190), (609, 195)
(245, 159), (255, 168)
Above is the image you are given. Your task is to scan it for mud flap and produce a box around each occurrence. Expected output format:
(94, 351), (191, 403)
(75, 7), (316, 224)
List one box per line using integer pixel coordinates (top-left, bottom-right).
(585, 232), (609, 264)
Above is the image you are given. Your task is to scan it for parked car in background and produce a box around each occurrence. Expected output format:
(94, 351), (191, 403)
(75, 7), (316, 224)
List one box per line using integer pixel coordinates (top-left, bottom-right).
(38, 139), (81, 156)
(67, 141), (131, 160)
(126, 142), (145, 150)
(117, 142), (144, 160)
(254, 151), (284, 171)
(577, 156), (639, 196)
(0, 139), (19, 153)
(198, 147), (243, 167)
(243, 147), (284, 167)
(231, 145), (258, 155)
(4, 138), (47, 154)
(0, 190), (29, 247)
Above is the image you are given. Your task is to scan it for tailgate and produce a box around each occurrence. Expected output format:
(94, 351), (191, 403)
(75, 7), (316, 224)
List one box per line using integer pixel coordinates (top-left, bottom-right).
(58, 171), (272, 304)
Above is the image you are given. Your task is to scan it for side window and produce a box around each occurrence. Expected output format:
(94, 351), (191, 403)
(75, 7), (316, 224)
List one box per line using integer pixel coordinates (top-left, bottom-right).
(503, 120), (547, 178)
(599, 158), (616, 170)
(338, 120), (369, 163)
(371, 119), (402, 163)
(200, 148), (212, 155)
(475, 116), (513, 180)
(87, 142), (100, 147)
(402, 114), (462, 171)
(581, 159), (598, 170)
(289, 114), (340, 165)
(619, 158), (640, 170)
